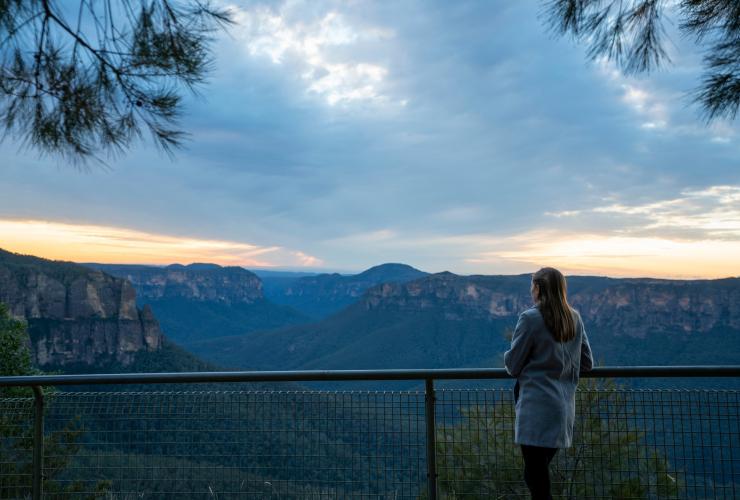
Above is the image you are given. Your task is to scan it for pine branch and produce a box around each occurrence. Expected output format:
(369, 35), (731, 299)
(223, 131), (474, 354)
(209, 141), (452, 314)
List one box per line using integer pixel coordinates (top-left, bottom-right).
(0, 0), (234, 166)
(544, 0), (739, 122)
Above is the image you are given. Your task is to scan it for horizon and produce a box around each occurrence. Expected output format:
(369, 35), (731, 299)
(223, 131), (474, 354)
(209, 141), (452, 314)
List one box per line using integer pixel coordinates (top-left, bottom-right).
(1, 1), (738, 279)
(3, 245), (739, 281)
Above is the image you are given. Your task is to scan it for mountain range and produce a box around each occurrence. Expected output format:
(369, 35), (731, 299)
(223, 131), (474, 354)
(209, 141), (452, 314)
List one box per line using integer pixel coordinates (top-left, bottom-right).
(190, 272), (740, 373)
(1, 248), (738, 383)
(88, 263), (308, 345)
(258, 263), (428, 318)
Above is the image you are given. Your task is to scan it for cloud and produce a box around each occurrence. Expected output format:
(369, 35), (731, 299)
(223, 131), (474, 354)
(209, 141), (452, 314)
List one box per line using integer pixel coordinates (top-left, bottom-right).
(230, 4), (394, 105)
(316, 184), (740, 277)
(465, 229), (740, 279)
(1, 1), (738, 278)
(0, 219), (323, 268)
(553, 185), (740, 240)
(317, 227), (740, 278)
(594, 50), (738, 143)
(596, 57), (670, 130)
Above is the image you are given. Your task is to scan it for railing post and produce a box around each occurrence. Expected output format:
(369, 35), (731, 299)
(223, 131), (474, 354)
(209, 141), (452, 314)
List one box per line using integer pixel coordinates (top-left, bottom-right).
(424, 378), (437, 500)
(32, 386), (44, 500)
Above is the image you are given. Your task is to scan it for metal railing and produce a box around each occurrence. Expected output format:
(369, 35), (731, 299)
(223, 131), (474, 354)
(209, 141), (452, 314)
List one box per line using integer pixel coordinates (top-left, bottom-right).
(1, 366), (738, 499)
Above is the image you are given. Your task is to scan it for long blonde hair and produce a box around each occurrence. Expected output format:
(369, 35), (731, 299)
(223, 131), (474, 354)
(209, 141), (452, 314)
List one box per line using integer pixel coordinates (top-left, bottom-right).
(532, 267), (576, 342)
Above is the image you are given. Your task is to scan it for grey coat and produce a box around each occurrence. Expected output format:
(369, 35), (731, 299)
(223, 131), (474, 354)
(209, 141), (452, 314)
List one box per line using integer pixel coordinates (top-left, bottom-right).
(504, 306), (593, 448)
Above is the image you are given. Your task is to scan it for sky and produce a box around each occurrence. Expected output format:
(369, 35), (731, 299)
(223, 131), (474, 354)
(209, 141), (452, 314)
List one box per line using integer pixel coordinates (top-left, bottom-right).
(1, 0), (739, 279)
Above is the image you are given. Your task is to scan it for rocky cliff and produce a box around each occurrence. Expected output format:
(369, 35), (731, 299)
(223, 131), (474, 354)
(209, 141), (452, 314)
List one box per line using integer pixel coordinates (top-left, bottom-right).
(182, 270), (740, 372)
(0, 249), (162, 367)
(89, 263), (263, 304)
(88, 262), (306, 345)
(363, 272), (530, 318)
(363, 272), (740, 337)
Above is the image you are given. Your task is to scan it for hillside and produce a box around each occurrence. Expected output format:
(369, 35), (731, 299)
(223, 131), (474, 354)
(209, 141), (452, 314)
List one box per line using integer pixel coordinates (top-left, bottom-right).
(0, 248), (294, 380)
(88, 263), (308, 344)
(261, 263), (428, 319)
(190, 272), (740, 373)
(88, 263), (265, 304)
(0, 248), (163, 367)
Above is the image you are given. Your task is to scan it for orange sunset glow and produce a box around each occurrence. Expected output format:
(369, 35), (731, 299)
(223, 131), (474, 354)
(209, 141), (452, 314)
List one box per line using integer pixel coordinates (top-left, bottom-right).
(479, 231), (740, 279)
(2, 219), (738, 279)
(0, 219), (322, 268)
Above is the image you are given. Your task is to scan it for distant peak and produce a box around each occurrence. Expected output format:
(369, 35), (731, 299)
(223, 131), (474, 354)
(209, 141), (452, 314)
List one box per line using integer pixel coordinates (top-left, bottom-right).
(358, 263), (423, 275)
(432, 271), (459, 278)
(166, 263), (223, 271)
(366, 262), (415, 270)
(354, 263), (428, 283)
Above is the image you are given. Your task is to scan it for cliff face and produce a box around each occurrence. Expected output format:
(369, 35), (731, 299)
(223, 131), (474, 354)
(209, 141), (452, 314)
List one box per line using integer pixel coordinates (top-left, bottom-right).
(568, 279), (740, 337)
(88, 263), (309, 345)
(90, 263), (263, 304)
(0, 249), (162, 367)
(363, 273), (740, 337)
(175, 270), (740, 372)
(363, 273), (532, 319)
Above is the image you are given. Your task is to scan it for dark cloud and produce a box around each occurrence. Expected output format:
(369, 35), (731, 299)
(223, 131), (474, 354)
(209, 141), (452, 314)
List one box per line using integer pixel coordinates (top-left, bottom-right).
(0, 0), (737, 273)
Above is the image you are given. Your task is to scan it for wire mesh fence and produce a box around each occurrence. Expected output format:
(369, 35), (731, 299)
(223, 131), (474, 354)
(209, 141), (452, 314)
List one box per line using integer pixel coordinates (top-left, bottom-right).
(2, 390), (428, 499)
(434, 383), (739, 499)
(0, 397), (35, 498)
(1, 381), (739, 499)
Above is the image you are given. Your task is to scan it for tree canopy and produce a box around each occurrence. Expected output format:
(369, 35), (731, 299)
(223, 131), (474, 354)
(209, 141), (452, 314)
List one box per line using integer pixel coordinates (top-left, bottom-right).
(0, 302), (39, 396)
(0, 303), (112, 497)
(0, 0), (233, 165)
(545, 0), (739, 122)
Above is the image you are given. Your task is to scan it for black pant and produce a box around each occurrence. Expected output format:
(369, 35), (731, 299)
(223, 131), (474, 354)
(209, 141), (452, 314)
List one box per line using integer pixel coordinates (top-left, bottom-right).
(521, 444), (558, 500)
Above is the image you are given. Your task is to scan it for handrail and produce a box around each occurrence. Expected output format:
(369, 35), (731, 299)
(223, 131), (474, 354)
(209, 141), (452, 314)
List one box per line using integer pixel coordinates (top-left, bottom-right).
(0, 365), (738, 387)
(2, 365), (739, 500)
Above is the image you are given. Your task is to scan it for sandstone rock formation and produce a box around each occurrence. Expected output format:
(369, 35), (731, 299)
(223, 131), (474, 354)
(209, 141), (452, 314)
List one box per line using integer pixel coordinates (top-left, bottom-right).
(90, 263), (263, 304)
(0, 249), (162, 367)
(362, 272), (740, 337)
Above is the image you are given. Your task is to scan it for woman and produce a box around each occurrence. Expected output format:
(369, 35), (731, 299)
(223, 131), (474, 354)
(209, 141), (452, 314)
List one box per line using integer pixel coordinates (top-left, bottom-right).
(504, 267), (593, 500)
